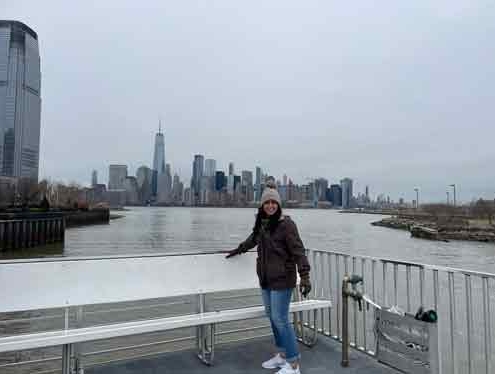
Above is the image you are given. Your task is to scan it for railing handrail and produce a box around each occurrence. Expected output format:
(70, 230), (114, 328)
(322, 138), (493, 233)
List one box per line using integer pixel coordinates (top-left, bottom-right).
(308, 248), (495, 279)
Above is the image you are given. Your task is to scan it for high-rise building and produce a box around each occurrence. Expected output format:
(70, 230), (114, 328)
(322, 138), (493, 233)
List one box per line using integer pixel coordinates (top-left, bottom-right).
(136, 165), (152, 204)
(151, 124), (165, 196)
(330, 184), (342, 206)
(255, 166), (262, 201)
(215, 171), (225, 191)
(315, 178), (329, 201)
(108, 165), (128, 190)
(172, 174), (183, 203)
(157, 163), (172, 203)
(228, 162), (234, 176)
(340, 178), (353, 208)
(0, 21), (41, 180)
(191, 154), (204, 202)
(91, 170), (98, 187)
(204, 159), (216, 177)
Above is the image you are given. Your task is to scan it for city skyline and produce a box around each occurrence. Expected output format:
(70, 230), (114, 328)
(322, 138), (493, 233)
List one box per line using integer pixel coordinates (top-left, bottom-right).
(3, 3), (495, 203)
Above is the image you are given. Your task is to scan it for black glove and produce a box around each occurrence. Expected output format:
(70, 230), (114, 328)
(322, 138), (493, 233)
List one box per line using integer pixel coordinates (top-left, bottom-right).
(225, 246), (242, 259)
(299, 276), (312, 298)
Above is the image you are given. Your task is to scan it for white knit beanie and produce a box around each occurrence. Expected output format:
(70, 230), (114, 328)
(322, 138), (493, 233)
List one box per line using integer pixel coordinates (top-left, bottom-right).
(260, 181), (282, 207)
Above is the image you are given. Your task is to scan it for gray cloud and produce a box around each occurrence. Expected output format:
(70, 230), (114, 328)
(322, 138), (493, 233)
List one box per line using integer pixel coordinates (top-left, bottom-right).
(3, 0), (495, 202)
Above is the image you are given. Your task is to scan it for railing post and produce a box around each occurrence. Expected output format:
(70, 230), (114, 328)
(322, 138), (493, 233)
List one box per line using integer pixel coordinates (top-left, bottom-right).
(341, 274), (350, 367)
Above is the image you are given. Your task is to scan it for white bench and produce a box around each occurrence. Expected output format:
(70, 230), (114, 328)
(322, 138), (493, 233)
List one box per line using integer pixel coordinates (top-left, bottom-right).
(0, 252), (332, 373)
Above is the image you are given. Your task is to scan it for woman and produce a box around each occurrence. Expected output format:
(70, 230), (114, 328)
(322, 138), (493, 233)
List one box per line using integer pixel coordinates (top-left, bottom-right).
(226, 182), (311, 374)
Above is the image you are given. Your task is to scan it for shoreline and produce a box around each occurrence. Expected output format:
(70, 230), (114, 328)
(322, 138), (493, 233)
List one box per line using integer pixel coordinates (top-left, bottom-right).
(372, 216), (495, 243)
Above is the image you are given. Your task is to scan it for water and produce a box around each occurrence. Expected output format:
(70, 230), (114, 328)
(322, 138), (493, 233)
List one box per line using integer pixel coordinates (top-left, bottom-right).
(64, 207), (495, 273)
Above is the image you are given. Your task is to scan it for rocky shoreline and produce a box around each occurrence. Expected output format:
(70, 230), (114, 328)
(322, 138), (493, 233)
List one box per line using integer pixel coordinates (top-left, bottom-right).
(372, 216), (495, 243)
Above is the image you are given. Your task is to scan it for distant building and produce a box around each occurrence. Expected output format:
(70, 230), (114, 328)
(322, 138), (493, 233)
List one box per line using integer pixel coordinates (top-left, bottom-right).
(255, 166), (262, 202)
(215, 171), (225, 191)
(0, 21), (41, 181)
(315, 178), (329, 201)
(340, 178), (353, 208)
(124, 176), (139, 205)
(136, 165), (153, 204)
(152, 125), (165, 197)
(172, 174), (183, 203)
(204, 159), (216, 177)
(330, 184), (342, 206)
(91, 170), (98, 187)
(106, 189), (126, 209)
(228, 162), (234, 176)
(108, 165), (127, 190)
(191, 154), (204, 203)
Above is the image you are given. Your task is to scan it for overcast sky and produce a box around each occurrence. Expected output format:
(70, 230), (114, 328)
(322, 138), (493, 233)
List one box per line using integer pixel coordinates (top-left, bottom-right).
(3, 1), (495, 202)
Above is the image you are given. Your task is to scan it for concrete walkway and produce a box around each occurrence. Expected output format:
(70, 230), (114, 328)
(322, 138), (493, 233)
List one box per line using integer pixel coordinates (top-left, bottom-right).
(87, 336), (398, 374)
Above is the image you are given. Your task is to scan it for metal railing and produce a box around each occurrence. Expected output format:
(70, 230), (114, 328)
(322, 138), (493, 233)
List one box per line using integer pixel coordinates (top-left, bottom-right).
(304, 248), (494, 374)
(1, 249), (494, 374)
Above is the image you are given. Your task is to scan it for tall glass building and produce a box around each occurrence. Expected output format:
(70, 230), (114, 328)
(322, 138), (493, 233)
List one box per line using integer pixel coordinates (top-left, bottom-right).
(0, 21), (41, 180)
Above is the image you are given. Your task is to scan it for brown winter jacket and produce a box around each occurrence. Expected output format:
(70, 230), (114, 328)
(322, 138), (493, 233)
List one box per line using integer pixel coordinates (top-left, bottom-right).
(239, 216), (310, 289)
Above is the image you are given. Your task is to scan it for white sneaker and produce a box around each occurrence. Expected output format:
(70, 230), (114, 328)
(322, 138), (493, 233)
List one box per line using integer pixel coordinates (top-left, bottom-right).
(261, 353), (286, 369)
(276, 363), (301, 374)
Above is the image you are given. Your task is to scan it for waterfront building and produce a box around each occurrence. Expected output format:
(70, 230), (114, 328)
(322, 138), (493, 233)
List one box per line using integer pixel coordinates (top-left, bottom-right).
(124, 176), (139, 205)
(315, 178), (329, 201)
(191, 154), (204, 203)
(340, 178), (353, 208)
(241, 170), (254, 202)
(156, 163), (172, 204)
(151, 125), (165, 197)
(204, 159), (216, 177)
(136, 166), (153, 204)
(330, 184), (342, 206)
(215, 171), (225, 191)
(108, 165), (128, 190)
(91, 170), (98, 187)
(227, 174), (234, 195)
(255, 166), (262, 202)
(172, 174), (183, 203)
(0, 21), (41, 181)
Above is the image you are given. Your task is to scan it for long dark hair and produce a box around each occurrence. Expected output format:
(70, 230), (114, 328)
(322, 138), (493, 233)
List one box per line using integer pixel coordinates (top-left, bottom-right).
(252, 204), (282, 237)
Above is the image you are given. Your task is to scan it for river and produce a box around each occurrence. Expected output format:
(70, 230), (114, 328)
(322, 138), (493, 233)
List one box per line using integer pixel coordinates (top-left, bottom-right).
(64, 207), (495, 273)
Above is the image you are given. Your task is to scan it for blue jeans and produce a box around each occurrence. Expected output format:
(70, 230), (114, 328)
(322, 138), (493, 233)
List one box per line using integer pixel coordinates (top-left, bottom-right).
(261, 288), (300, 363)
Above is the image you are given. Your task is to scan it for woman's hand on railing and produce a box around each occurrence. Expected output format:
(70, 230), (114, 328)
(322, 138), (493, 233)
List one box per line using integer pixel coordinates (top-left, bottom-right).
(225, 247), (242, 259)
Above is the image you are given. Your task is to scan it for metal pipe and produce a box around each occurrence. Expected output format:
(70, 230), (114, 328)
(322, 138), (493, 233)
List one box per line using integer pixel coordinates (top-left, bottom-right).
(420, 267), (425, 307)
(341, 274), (350, 367)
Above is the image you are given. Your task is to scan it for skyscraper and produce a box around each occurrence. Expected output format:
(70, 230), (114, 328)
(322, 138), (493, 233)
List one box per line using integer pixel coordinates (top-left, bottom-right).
(0, 21), (41, 180)
(340, 178), (353, 208)
(108, 165), (128, 190)
(228, 162), (234, 176)
(91, 170), (98, 187)
(255, 166), (262, 202)
(151, 123), (165, 197)
(191, 154), (204, 202)
(204, 159), (216, 177)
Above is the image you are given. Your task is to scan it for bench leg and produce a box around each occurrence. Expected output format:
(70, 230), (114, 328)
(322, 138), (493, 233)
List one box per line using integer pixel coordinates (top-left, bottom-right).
(197, 324), (215, 365)
(62, 343), (84, 374)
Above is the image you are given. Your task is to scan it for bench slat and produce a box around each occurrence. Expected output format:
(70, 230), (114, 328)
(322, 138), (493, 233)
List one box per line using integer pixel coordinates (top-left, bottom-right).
(0, 300), (331, 353)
